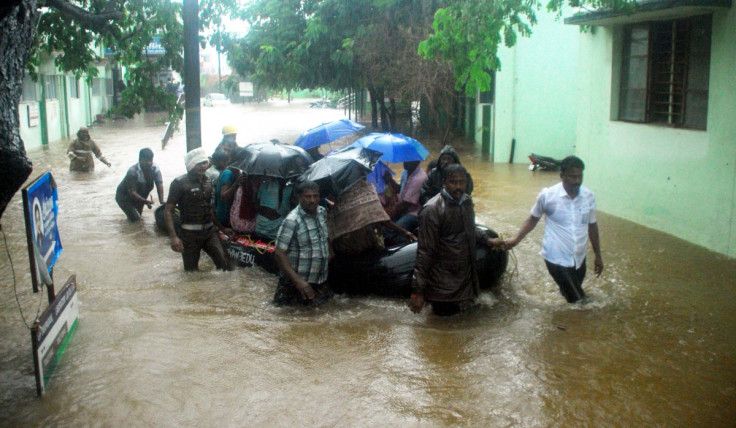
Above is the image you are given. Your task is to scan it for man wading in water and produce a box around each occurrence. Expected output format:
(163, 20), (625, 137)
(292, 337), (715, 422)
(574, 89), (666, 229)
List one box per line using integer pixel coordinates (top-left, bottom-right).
(165, 148), (232, 271)
(67, 127), (111, 171)
(504, 155), (603, 303)
(273, 181), (332, 306)
(410, 164), (503, 316)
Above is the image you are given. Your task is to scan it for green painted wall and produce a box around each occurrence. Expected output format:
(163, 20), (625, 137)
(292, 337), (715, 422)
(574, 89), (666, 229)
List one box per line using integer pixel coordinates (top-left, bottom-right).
(477, 10), (580, 163)
(574, 9), (736, 257)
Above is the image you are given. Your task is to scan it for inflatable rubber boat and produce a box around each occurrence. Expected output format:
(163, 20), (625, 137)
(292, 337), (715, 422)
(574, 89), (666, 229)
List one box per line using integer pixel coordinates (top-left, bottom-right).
(155, 206), (508, 297)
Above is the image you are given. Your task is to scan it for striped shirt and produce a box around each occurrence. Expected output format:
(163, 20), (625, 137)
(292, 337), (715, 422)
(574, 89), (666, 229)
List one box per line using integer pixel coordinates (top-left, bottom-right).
(276, 204), (329, 284)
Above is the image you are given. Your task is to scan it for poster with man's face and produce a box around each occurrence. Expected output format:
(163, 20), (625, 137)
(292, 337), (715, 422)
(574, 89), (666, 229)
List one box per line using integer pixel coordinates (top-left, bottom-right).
(23, 172), (63, 291)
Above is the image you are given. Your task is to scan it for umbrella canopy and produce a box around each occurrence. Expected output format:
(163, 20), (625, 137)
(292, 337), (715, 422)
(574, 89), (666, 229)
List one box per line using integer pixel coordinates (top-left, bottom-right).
(366, 160), (395, 194)
(294, 119), (366, 150)
(298, 146), (383, 196)
(350, 132), (429, 163)
(232, 141), (314, 179)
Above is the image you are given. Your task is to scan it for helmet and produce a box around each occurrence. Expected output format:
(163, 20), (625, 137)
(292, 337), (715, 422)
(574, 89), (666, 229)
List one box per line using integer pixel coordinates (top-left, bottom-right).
(222, 125), (237, 136)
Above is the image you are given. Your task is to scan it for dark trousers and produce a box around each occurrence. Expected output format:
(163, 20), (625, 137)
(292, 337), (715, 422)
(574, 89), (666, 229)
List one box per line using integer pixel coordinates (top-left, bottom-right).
(429, 299), (478, 316)
(180, 228), (229, 271)
(545, 259), (587, 303)
(116, 195), (143, 222)
(273, 276), (333, 306)
(384, 213), (418, 245)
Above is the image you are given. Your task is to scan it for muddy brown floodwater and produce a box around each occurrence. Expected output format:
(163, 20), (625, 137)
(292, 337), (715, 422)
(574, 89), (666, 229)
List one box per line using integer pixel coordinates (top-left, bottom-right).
(1, 99), (735, 426)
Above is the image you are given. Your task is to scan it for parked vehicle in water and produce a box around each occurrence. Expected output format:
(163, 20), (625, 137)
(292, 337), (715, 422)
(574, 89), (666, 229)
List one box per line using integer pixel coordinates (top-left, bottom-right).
(528, 153), (563, 171)
(203, 93), (231, 107)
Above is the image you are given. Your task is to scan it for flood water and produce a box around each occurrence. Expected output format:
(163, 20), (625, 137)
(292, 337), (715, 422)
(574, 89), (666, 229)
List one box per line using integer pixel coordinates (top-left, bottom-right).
(1, 99), (735, 426)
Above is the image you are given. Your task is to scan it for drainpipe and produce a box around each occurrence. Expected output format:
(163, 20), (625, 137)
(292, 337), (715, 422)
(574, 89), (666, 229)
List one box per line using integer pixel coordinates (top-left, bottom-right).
(86, 79), (93, 126)
(62, 76), (70, 138)
(510, 44), (518, 163)
(39, 73), (49, 146)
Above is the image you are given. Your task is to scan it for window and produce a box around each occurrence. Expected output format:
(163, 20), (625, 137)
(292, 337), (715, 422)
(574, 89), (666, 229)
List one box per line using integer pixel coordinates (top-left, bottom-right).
(69, 77), (80, 99)
(105, 78), (113, 96)
(21, 75), (37, 102)
(92, 78), (104, 96)
(44, 75), (58, 100)
(619, 14), (711, 130)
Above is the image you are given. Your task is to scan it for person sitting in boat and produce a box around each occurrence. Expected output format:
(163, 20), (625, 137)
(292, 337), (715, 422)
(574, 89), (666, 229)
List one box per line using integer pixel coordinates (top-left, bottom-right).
(212, 156), (240, 228)
(273, 181), (332, 306)
(206, 149), (229, 185)
(384, 160), (426, 244)
(409, 164), (503, 316)
(328, 178), (416, 256)
(420, 145), (473, 206)
(229, 173), (260, 235)
(366, 161), (399, 215)
(255, 177), (294, 241)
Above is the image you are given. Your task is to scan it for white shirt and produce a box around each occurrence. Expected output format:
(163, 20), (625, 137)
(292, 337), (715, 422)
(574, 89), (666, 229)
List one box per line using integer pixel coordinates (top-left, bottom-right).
(531, 182), (596, 269)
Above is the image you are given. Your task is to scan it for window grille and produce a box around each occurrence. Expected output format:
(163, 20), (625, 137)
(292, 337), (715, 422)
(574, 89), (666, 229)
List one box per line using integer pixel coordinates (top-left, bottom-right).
(618, 15), (711, 130)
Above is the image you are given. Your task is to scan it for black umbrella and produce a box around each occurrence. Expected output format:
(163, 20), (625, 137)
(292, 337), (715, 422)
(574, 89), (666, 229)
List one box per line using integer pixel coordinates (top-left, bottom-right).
(231, 141), (314, 178)
(298, 146), (383, 196)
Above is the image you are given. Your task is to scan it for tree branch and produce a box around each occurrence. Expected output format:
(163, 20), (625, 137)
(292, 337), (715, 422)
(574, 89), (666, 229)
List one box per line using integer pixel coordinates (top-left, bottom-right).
(42, 0), (123, 34)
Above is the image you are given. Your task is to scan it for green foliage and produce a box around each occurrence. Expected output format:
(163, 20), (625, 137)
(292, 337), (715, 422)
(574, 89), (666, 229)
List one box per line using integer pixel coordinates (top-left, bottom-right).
(27, 0), (239, 121)
(418, 0), (538, 95)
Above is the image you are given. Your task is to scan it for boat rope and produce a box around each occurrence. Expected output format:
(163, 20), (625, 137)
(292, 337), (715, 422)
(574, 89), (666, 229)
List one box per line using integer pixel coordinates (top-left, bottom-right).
(3, 227), (44, 330)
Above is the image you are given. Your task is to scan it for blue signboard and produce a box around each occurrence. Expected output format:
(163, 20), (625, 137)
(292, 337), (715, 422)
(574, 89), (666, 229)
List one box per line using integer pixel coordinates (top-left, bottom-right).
(23, 172), (63, 292)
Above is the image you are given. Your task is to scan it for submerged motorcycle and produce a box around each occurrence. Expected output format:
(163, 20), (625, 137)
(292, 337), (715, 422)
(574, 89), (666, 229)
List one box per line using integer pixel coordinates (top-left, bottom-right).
(528, 153), (563, 171)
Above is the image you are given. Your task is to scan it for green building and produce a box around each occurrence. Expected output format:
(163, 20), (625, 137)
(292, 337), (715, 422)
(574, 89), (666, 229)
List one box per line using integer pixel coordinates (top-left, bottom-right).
(19, 44), (117, 150)
(472, 0), (736, 257)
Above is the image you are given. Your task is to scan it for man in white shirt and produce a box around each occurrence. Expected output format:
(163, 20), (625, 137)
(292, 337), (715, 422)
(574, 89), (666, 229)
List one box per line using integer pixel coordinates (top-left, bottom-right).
(505, 156), (603, 302)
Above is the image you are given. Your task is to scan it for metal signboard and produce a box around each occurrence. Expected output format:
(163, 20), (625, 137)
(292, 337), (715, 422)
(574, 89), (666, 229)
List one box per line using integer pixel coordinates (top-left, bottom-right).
(31, 275), (79, 396)
(22, 172), (62, 293)
(239, 81), (254, 97)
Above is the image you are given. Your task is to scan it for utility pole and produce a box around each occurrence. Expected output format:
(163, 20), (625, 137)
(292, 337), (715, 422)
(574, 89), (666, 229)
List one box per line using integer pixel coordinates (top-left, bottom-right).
(217, 26), (223, 93)
(183, 0), (201, 151)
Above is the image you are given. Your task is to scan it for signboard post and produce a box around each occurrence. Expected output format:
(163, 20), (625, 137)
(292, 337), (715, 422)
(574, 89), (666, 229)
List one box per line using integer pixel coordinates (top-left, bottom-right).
(21, 171), (78, 396)
(31, 275), (79, 396)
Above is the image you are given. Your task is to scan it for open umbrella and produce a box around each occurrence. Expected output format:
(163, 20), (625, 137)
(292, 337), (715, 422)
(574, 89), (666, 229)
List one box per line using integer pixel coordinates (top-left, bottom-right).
(298, 146), (383, 196)
(294, 119), (366, 150)
(366, 160), (394, 194)
(349, 132), (429, 163)
(232, 141), (313, 179)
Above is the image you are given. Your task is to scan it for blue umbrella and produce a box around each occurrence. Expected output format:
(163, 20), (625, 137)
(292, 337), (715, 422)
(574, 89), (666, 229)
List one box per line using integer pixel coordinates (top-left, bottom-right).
(294, 119), (366, 150)
(366, 160), (394, 194)
(349, 133), (429, 163)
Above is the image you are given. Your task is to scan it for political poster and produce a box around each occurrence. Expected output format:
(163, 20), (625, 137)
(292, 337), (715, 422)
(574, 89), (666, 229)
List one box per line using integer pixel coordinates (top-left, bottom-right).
(23, 172), (63, 293)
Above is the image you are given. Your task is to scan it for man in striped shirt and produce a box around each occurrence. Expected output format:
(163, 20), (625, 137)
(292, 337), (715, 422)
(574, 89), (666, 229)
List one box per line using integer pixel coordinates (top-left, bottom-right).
(273, 181), (332, 306)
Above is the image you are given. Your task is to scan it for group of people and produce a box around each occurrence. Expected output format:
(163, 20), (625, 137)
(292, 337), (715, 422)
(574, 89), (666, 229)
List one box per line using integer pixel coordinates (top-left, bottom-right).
(72, 125), (604, 315)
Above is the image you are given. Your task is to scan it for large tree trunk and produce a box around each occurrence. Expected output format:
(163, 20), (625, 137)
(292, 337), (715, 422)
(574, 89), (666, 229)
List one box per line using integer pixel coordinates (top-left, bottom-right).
(0, 0), (37, 220)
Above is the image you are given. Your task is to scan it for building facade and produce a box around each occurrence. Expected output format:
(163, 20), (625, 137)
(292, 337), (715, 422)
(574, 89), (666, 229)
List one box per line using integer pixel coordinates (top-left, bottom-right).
(19, 47), (117, 150)
(471, 0), (736, 258)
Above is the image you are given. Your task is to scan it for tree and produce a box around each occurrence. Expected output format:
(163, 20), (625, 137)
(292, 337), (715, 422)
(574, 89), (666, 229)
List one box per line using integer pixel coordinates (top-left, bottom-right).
(230, 0), (457, 132)
(418, 0), (636, 95)
(0, 0), (236, 221)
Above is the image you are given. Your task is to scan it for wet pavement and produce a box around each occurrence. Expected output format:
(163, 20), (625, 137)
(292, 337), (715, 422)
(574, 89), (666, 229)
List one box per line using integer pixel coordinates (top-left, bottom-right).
(0, 98), (735, 426)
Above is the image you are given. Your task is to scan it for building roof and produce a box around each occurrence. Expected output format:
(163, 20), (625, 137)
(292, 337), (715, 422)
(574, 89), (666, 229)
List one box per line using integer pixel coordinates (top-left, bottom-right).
(564, 0), (731, 25)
